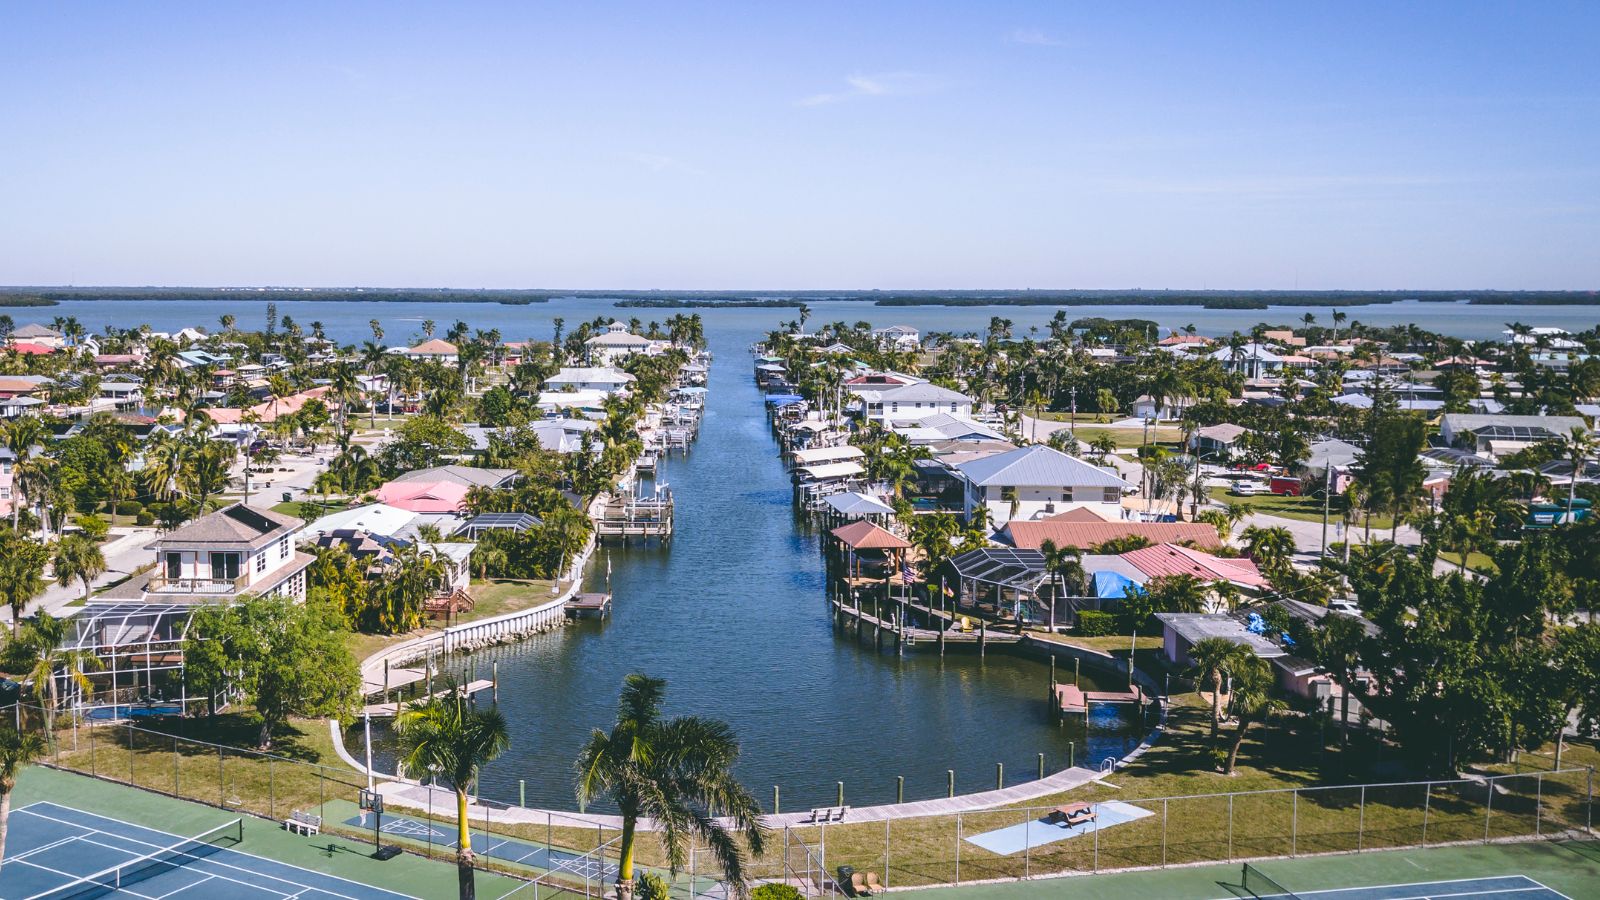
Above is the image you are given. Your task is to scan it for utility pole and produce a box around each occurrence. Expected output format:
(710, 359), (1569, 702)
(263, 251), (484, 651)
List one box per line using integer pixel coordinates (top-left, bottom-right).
(1319, 461), (1332, 557)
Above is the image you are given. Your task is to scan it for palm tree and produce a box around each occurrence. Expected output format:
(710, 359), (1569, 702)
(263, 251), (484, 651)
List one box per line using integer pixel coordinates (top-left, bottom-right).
(3, 417), (46, 531)
(0, 726), (46, 868)
(21, 612), (103, 732)
(178, 439), (235, 518)
(1309, 613), (1366, 749)
(51, 535), (105, 602)
(1560, 426), (1597, 521)
(1038, 539), (1085, 633)
(1223, 655), (1285, 775)
(394, 682), (510, 900)
(1241, 524), (1296, 576)
(576, 674), (766, 900)
(1186, 637), (1252, 738)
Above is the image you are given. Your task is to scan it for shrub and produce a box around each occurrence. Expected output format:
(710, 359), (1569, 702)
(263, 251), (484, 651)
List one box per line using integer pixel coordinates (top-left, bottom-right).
(115, 501), (142, 516)
(636, 873), (672, 900)
(751, 885), (803, 900)
(1075, 610), (1118, 637)
(77, 514), (110, 541)
(135, 510), (155, 527)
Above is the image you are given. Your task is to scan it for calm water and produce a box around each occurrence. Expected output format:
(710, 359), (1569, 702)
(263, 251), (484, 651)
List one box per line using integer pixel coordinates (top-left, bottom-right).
(49, 296), (1597, 809)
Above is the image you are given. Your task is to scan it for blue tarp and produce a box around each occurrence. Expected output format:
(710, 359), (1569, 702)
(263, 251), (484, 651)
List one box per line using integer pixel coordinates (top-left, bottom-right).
(1094, 571), (1142, 599)
(765, 394), (804, 406)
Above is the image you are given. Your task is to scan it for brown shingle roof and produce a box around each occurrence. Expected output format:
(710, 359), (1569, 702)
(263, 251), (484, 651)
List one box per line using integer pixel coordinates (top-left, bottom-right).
(157, 503), (301, 548)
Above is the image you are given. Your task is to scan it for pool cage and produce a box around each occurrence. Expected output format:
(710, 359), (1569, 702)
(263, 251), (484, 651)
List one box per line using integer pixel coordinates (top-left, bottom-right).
(57, 601), (211, 720)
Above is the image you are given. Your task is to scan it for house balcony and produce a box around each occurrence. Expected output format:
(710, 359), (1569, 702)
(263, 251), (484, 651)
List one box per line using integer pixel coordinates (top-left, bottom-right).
(146, 572), (250, 594)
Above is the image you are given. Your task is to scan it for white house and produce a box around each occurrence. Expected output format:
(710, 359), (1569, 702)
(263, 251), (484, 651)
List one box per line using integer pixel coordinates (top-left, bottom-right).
(544, 367), (636, 394)
(1439, 413), (1588, 459)
(855, 381), (974, 425)
(400, 339), (460, 364)
(953, 444), (1129, 523)
(101, 504), (313, 604)
(1130, 395), (1193, 421)
(1209, 343), (1284, 377)
(586, 321), (653, 365)
(872, 324), (921, 349)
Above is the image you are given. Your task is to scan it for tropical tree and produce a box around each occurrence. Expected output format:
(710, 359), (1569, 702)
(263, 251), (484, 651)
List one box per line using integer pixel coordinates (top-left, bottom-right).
(1560, 426), (1597, 519)
(0, 726), (46, 868)
(0, 532), (49, 637)
(1309, 612), (1367, 749)
(1186, 637), (1253, 738)
(576, 674), (767, 900)
(51, 534), (105, 602)
(19, 612), (103, 731)
(1038, 538), (1085, 633)
(395, 682), (510, 899)
(1224, 655), (1286, 774)
(1241, 524), (1296, 578)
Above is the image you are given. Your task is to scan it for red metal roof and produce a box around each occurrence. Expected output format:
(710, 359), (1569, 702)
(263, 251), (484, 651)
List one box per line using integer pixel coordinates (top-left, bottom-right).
(1119, 543), (1271, 589)
(830, 520), (912, 551)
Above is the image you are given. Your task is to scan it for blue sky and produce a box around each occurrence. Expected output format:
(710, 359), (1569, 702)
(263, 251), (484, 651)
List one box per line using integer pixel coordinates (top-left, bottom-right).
(2, 2), (1596, 289)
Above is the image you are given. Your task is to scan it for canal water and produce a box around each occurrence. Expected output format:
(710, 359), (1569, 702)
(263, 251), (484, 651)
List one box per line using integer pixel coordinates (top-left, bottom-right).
(49, 296), (1595, 810)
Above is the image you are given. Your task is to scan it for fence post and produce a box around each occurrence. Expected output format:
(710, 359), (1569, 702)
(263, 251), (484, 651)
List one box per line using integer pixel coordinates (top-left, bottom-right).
(1354, 785), (1365, 851)
(1484, 775), (1497, 843)
(217, 744), (225, 807)
(1291, 789), (1299, 857)
(127, 722), (135, 785)
(1588, 767), (1594, 835)
(1023, 810), (1031, 879)
(1161, 798), (1168, 867)
(1534, 773), (1543, 837)
(1093, 805), (1099, 872)
(90, 720), (96, 776)
(1422, 782), (1431, 846)
(884, 819), (891, 887)
(955, 813), (961, 885)
(172, 736), (179, 796)
(1227, 794), (1234, 860)
(269, 757), (276, 820)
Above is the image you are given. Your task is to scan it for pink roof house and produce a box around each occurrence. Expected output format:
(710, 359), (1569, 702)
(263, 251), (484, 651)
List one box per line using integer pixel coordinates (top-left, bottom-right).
(374, 479), (471, 513)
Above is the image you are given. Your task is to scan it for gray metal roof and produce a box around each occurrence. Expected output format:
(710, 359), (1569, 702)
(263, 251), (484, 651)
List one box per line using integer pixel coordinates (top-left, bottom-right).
(1442, 413), (1587, 435)
(874, 382), (973, 404)
(954, 445), (1129, 489)
(1154, 613), (1284, 657)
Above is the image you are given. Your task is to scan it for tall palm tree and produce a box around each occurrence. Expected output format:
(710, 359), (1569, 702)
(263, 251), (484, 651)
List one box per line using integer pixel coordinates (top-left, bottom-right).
(51, 535), (106, 602)
(21, 612), (103, 732)
(394, 682), (510, 900)
(576, 674), (766, 900)
(1185, 637), (1252, 738)
(1038, 539), (1085, 633)
(1561, 426), (1597, 520)
(1241, 524), (1296, 576)
(3, 417), (46, 531)
(1224, 655), (1285, 775)
(178, 439), (236, 518)
(0, 726), (46, 869)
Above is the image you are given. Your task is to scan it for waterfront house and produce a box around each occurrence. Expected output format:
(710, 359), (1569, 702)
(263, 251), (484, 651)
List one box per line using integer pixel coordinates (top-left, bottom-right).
(1208, 343), (1284, 378)
(952, 444), (1129, 523)
(9, 323), (66, 349)
(302, 502), (476, 598)
(100, 504), (313, 604)
(857, 381), (974, 425)
(1120, 543), (1270, 597)
(996, 515), (1217, 551)
(889, 412), (1006, 444)
(871, 324), (921, 349)
(586, 321), (653, 365)
(544, 366), (636, 394)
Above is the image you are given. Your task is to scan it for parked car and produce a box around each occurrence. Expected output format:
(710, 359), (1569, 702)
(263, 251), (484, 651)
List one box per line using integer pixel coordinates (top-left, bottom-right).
(1328, 598), (1364, 617)
(1230, 481), (1272, 496)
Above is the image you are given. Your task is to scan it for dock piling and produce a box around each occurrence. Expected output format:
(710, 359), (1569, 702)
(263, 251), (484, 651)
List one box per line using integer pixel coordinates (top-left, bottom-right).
(837, 781), (845, 807)
(492, 661), (499, 703)
(773, 785), (780, 816)
(947, 769), (955, 798)
(996, 763), (1004, 790)
(1038, 753), (1045, 780)
(896, 776), (904, 804)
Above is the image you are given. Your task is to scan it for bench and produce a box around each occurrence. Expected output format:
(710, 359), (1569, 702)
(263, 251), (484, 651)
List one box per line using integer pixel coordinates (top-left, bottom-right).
(805, 805), (850, 824)
(285, 810), (322, 836)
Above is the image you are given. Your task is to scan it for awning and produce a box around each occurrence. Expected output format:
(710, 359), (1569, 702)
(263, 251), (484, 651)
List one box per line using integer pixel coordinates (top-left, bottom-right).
(1094, 571), (1144, 599)
(823, 491), (896, 517)
(766, 394), (805, 406)
(793, 445), (865, 465)
(797, 461), (864, 480)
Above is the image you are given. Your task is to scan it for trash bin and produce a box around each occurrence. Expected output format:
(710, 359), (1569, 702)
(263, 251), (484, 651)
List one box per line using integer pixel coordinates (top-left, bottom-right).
(282, 492), (292, 503)
(836, 866), (855, 896)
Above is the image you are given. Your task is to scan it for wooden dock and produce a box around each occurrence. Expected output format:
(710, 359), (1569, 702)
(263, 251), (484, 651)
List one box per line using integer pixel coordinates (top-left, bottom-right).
(361, 679), (496, 717)
(1054, 682), (1147, 715)
(830, 597), (1022, 653)
(593, 493), (673, 541)
(566, 592), (613, 619)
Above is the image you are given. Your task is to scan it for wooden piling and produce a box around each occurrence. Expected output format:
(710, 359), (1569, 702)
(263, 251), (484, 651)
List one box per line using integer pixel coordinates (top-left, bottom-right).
(979, 619), (987, 657)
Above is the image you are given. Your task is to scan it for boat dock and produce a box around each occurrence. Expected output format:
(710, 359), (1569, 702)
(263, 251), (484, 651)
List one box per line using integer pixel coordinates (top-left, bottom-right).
(830, 596), (1023, 654)
(594, 491), (674, 542)
(361, 679), (496, 717)
(1053, 682), (1148, 715)
(566, 592), (613, 619)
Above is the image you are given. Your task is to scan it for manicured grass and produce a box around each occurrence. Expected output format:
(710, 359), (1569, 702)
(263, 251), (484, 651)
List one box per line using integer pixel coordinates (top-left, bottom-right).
(342, 577), (559, 665)
(1436, 550), (1498, 574)
(1033, 412), (1124, 424)
(1071, 425), (1184, 449)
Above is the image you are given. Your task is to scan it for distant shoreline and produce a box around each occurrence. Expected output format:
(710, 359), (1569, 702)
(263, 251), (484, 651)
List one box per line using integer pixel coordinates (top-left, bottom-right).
(1, 287), (1595, 308)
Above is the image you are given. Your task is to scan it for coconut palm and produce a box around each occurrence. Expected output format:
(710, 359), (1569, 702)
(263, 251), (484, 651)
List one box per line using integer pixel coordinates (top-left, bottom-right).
(178, 439), (236, 518)
(51, 535), (105, 603)
(1241, 524), (1296, 576)
(1038, 538), (1085, 633)
(20, 611), (103, 731)
(1186, 636), (1253, 739)
(1560, 426), (1597, 521)
(576, 674), (766, 900)
(394, 681), (510, 900)
(1223, 655), (1286, 774)
(0, 726), (46, 869)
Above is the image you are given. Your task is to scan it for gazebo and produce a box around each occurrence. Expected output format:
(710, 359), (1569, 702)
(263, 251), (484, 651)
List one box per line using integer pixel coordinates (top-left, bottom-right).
(829, 520), (912, 582)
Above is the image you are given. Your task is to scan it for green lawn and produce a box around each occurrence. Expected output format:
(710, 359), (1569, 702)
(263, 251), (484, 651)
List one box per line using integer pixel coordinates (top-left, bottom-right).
(1436, 550), (1499, 574)
(1205, 485), (1394, 529)
(1071, 425), (1184, 449)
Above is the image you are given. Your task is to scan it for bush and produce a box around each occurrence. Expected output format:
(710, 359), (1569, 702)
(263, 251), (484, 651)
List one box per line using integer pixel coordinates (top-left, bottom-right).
(637, 873), (672, 900)
(1075, 610), (1118, 637)
(77, 514), (110, 541)
(135, 510), (155, 527)
(115, 501), (142, 516)
(751, 885), (803, 900)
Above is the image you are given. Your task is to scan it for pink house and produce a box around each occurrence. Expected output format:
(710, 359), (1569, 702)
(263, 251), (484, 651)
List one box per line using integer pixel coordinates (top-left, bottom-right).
(374, 479), (472, 513)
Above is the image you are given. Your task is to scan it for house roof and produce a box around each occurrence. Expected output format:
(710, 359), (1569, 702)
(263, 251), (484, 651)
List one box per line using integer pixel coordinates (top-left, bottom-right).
(998, 520), (1218, 551)
(1441, 413), (1587, 436)
(955, 445), (1129, 489)
(374, 479), (472, 513)
(1155, 613), (1284, 657)
(157, 503), (301, 550)
(389, 465), (517, 489)
(406, 338), (459, 355)
(1195, 423), (1248, 444)
(547, 367), (636, 385)
(830, 520), (911, 551)
(11, 323), (60, 339)
(303, 503), (417, 538)
(587, 330), (651, 347)
(873, 382), (973, 404)
(1121, 544), (1271, 589)
(9, 342), (54, 355)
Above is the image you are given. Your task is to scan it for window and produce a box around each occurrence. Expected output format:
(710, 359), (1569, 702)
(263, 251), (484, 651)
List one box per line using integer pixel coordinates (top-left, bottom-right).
(256, 551), (266, 573)
(1000, 486), (1017, 502)
(1103, 487), (1120, 503)
(166, 553), (182, 580)
(210, 552), (240, 582)
(279, 536), (290, 559)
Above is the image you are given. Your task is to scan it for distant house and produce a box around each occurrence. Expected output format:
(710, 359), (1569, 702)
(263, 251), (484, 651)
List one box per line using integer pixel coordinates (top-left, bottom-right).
(1120, 543), (1271, 596)
(586, 321), (653, 365)
(1439, 413), (1588, 458)
(858, 382), (974, 425)
(401, 339), (460, 364)
(100, 504), (313, 604)
(9, 324), (66, 349)
(871, 324), (921, 349)
(388, 465), (519, 490)
(995, 514), (1217, 551)
(1208, 343), (1284, 377)
(890, 413), (1006, 445)
(952, 444), (1128, 523)
(1130, 395), (1193, 421)
(544, 367), (636, 394)
(1190, 423), (1248, 458)
(302, 502), (476, 595)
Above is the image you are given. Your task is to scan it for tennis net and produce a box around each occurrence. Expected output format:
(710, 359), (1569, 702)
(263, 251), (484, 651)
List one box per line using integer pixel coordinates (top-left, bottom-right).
(1241, 862), (1300, 899)
(24, 817), (243, 899)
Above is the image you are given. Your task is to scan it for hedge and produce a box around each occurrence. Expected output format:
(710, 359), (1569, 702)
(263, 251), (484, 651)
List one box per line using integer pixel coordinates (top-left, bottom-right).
(1075, 610), (1119, 636)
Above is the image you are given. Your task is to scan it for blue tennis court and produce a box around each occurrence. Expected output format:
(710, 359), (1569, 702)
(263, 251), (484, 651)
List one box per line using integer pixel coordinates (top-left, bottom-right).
(342, 812), (618, 880)
(1, 802), (417, 899)
(1227, 872), (1572, 900)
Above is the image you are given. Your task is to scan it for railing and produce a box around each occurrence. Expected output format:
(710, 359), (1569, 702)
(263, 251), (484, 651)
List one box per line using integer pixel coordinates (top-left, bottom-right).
(146, 572), (250, 594)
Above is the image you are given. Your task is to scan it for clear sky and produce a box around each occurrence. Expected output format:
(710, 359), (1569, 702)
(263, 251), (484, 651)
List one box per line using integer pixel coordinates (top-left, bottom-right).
(2, 2), (1597, 290)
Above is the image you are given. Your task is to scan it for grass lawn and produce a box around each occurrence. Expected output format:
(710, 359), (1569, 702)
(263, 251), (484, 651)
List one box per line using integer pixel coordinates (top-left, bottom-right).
(343, 577), (558, 668)
(1072, 425), (1184, 449)
(1436, 550), (1499, 574)
(1034, 412), (1124, 424)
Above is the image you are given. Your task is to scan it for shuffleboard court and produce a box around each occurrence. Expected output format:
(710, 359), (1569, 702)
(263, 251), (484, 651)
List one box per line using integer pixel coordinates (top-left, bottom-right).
(0, 801), (418, 899)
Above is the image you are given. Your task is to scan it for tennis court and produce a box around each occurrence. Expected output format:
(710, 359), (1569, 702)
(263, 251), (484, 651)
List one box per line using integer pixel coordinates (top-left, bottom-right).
(342, 811), (619, 880)
(1, 801), (417, 899)
(1230, 863), (1571, 900)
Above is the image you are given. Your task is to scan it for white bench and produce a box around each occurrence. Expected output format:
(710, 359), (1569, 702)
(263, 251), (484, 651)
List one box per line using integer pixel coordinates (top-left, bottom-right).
(805, 805), (850, 824)
(285, 810), (322, 836)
